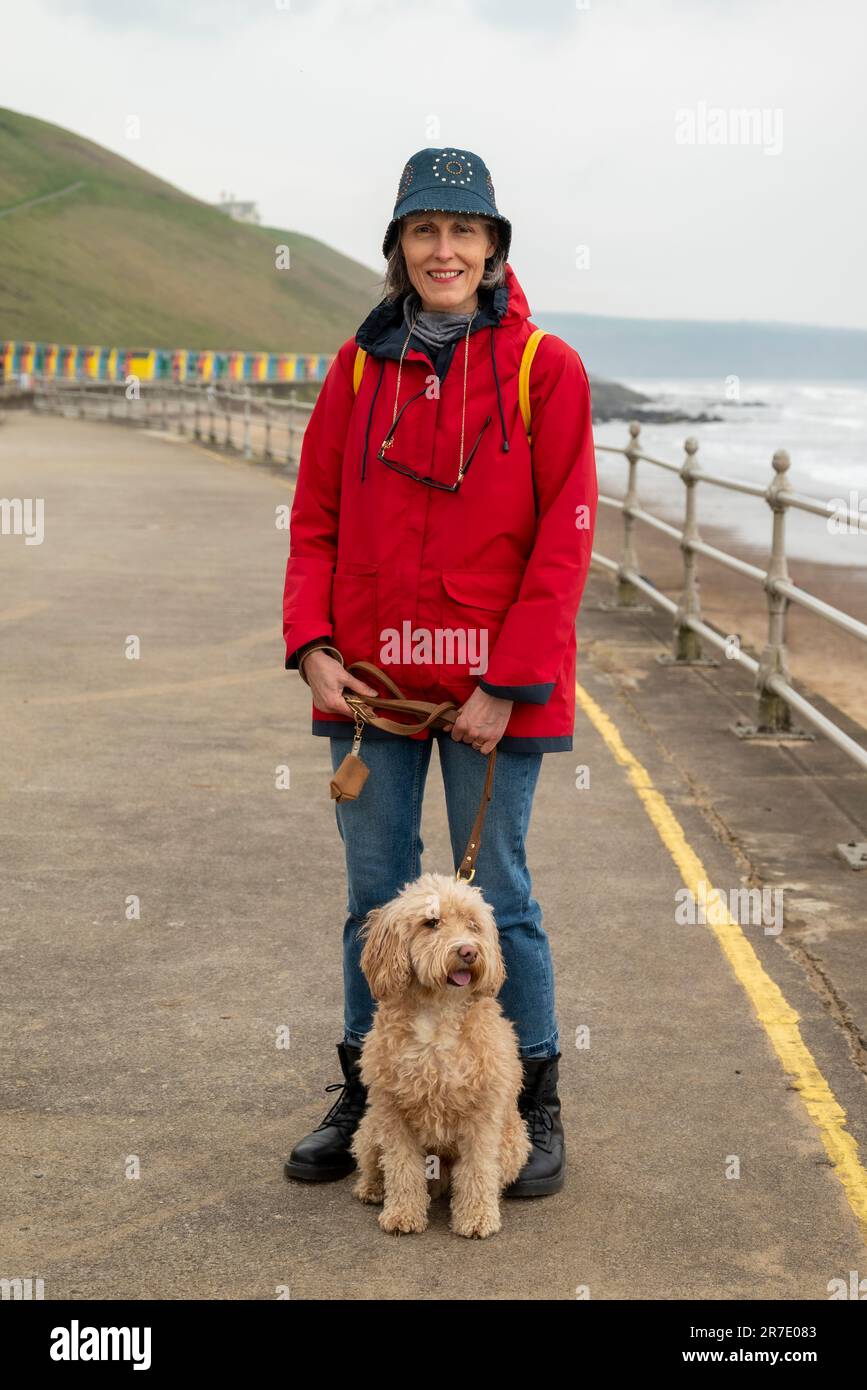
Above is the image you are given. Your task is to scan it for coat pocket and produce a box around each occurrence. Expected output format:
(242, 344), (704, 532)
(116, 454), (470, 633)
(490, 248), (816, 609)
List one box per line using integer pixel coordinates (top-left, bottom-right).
(331, 561), (378, 663)
(438, 568), (523, 679)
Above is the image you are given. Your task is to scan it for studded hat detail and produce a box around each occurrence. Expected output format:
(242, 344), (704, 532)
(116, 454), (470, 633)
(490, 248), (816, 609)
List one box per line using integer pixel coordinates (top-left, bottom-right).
(382, 146), (512, 261)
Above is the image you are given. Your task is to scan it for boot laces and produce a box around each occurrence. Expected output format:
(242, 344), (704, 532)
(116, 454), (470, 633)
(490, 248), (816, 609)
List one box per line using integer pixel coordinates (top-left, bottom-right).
(315, 1079), (367, 1135)
(520, 1095), (555, 1149)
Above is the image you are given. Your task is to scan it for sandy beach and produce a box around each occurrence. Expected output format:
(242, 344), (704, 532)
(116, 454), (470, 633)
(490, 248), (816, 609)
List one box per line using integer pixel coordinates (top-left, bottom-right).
(592, 500), (867, 731)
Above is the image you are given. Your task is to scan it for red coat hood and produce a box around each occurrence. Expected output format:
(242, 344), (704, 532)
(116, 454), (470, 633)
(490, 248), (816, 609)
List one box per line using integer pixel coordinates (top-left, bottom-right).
(498, 262), (532, 327)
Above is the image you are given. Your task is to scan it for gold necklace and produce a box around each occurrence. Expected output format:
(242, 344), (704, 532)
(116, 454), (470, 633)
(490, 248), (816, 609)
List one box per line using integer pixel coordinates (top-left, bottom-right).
(386, 305), (479, 477)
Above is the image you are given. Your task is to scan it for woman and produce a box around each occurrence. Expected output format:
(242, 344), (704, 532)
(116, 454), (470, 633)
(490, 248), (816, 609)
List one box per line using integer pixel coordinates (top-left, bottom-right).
(282, 146), (598, 1198)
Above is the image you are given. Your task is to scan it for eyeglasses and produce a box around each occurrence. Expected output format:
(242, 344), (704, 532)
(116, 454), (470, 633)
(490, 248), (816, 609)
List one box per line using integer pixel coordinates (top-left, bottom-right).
(378, 389), (492, 492)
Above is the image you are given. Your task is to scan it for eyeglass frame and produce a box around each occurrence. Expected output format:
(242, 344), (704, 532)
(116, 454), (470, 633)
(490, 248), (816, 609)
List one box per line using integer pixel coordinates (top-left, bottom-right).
(377, 387), (492, 493)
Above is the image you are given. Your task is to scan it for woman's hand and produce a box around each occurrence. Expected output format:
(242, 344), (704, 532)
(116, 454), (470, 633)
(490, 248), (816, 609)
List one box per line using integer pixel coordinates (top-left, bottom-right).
(303, 650), (379, 718)
(450, 686), (513, 755)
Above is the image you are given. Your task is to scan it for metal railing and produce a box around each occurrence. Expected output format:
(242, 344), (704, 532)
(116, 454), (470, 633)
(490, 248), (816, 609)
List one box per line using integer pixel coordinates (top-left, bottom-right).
(31, 377), (315, 472)
(592, 422), (867, 778)
(28, 382), (867, 780)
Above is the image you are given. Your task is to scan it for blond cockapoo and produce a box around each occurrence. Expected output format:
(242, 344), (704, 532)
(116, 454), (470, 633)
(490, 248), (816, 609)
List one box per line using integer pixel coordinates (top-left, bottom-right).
(350, 871), (531, 1239)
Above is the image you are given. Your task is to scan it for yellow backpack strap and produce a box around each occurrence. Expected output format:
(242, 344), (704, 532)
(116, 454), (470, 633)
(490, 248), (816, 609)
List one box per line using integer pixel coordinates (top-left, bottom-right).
(352, 346), (367, 394)
(518, 328), (547, 444)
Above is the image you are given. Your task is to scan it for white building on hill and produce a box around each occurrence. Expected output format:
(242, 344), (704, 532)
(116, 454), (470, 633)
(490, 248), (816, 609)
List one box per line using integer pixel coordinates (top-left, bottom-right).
(216, 192), (261, 225)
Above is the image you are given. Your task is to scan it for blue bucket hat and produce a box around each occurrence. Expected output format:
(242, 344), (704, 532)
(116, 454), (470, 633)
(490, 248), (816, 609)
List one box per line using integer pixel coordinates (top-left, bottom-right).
(382, 146), (511, 261)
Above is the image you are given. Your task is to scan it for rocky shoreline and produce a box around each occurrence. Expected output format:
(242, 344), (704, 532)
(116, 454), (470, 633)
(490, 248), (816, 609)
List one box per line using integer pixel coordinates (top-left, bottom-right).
(589, 375), (722, 425)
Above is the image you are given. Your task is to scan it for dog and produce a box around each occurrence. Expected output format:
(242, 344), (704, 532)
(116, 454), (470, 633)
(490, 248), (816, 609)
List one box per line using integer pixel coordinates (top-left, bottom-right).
(350, 870), (531, 1238)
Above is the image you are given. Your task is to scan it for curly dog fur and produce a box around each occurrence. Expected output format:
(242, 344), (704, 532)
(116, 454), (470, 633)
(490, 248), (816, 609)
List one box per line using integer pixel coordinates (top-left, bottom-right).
(350, 871), (531, 1239)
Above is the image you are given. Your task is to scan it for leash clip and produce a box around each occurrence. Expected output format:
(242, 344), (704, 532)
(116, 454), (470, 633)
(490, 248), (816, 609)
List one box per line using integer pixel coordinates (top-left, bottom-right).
(351, 709), (364, 758)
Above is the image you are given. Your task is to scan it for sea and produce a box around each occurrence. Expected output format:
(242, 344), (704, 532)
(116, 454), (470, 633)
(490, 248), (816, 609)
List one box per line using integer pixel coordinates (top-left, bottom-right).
(591, 379), (867, 567)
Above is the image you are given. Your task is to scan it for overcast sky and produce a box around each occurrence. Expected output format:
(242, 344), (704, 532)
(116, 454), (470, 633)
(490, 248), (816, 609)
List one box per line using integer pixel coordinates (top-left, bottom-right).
(2, 0), (865, 329)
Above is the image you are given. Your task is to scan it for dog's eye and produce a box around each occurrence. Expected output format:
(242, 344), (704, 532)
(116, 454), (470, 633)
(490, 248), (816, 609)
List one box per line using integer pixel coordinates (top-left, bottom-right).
(423, 918), (439, 930)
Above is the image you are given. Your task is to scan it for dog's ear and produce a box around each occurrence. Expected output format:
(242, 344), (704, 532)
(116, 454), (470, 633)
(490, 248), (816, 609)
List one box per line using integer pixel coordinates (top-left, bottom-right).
(359, 900), (412, 1000)
(479, 945), (506, 998)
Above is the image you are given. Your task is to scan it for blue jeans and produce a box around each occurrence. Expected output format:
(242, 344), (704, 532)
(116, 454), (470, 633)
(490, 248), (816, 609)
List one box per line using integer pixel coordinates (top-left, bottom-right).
(329, 733), (559, 1058)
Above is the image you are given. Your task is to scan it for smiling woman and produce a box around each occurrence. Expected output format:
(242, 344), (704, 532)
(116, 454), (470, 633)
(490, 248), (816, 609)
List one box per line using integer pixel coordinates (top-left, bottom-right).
(281, 144), (599, 1201)
(384, 209), (508, 309)
(402, 211), (495, 309)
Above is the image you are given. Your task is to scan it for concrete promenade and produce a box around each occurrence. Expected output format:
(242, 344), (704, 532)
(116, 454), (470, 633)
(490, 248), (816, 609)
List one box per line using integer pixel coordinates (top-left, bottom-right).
(2, 412), (866, 1300)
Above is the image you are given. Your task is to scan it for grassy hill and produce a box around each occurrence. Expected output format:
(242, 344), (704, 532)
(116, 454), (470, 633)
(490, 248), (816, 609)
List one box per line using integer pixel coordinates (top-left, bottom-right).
(0, 108), (381, 350)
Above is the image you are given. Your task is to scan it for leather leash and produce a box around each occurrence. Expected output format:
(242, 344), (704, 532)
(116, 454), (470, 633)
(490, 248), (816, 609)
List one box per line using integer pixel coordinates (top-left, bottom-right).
(341, 660), (496, 883)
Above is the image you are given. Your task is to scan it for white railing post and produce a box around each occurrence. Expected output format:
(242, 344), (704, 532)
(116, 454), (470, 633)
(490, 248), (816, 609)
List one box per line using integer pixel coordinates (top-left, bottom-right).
(757, 450), (795, 732)
(243, 386), (252, 460)
(671, 436), (707, 662)
(616, 421), (643, 605)
(288, 389), (298, 471)
(264, 388), (273, 461)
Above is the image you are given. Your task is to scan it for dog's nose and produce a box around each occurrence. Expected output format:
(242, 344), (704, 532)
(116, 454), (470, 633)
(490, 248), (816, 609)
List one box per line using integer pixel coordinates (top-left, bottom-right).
(458, 945), (477, 963)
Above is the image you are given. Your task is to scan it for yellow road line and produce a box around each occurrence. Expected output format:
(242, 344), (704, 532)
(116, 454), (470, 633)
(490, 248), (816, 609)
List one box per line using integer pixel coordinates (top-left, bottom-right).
(575, 678), (867, 1242)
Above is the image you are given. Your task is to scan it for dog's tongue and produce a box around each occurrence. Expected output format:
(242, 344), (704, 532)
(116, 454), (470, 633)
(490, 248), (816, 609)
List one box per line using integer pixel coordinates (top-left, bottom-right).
(448, 969), (472, 987)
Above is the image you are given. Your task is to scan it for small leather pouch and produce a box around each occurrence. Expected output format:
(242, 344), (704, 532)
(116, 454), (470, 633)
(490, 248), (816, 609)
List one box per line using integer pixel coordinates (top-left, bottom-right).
(329, 700), (371, 802)
(329, 751), (369, 802)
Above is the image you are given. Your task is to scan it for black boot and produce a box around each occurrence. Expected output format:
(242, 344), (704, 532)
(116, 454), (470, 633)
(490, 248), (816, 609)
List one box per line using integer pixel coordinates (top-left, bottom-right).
(503, 1051), (565, 1198)
(283, 1042), (368, 1182)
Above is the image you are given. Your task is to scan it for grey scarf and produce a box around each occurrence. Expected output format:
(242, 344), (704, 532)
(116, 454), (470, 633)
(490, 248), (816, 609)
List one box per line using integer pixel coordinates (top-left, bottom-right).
(402, 290), (476, 353)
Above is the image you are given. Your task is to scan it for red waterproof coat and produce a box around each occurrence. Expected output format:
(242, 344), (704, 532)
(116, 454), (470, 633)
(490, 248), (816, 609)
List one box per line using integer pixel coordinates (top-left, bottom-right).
(282, 263), (598, 753)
